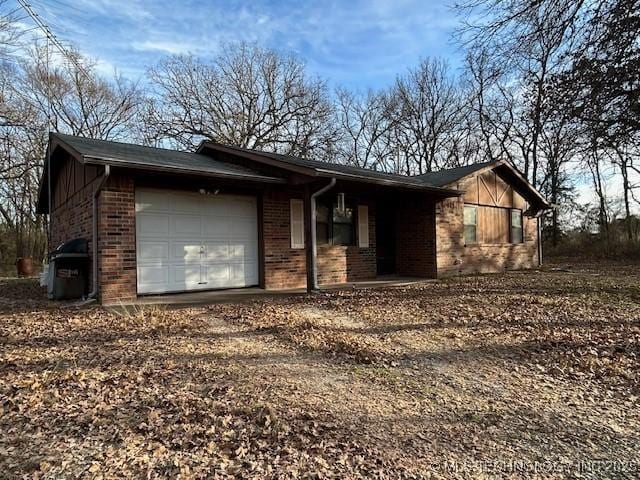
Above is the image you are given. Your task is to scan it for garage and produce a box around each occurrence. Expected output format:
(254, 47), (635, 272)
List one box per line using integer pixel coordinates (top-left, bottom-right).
(135, 188), (259, 294)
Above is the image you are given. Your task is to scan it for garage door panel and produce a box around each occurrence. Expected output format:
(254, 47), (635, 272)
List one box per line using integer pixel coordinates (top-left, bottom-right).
(137, 266), (170, 292)
(229, 242), (258, 261)
(202, 217), (231, 238)
(136, 189), (259, 294)
(228, 199), (256, 217)
(203, 265), (233, 289)
(171, 241), (202, 264)
(172, 265), (203, 289)
(230, 262), (258, 283)
(203, 242), (230, 261)
(136, 190), (170, 213)
(172, 215), (201, 236)
(203, 197), (232, 217)
(230, 218), (256, 238)
(137, 240), (169, 263)
(138, 214), (170, 236)
(172, 194), (203, 214)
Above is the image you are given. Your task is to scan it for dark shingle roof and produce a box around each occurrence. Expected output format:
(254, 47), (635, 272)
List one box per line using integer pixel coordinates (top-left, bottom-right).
(199, 142), (460, 193)
(52, 133), (283, 182)
(415, 161), (496, 187)
(39, 134), (548, 213)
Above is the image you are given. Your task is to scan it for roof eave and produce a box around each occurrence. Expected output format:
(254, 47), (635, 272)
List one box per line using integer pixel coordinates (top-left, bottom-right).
(199, 142), (319, 177)
(314, 168), (461, 196)
(201, 142), (461, 196)
(50, 132), (86, 163)
(493, 163), (551, 210)
(83, 156), (286, 184)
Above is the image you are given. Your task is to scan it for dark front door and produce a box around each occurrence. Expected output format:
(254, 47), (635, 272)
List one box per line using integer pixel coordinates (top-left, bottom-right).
(376, 204), (396, 275)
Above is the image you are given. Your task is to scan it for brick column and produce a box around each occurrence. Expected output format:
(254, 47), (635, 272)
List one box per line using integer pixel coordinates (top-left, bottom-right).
(98, 176), (137, 304)
(396, 199), (437, 278)
(262, 188), (307, 289)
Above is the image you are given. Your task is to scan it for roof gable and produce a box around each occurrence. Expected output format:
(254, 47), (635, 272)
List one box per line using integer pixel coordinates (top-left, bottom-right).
(420, 159), (550, 211)
(416, 161), (496, 187)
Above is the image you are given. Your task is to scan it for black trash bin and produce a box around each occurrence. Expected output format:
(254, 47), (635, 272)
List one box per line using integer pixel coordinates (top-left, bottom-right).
(48, 239), (90, 300)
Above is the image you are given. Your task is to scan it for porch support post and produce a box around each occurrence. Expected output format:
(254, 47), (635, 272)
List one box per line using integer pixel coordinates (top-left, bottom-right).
(305, 178), (336, 292)
(304, 186), (315, 291)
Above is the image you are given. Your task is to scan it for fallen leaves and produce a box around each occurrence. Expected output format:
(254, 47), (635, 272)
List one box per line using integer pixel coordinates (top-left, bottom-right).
(1, 260), (639, 478)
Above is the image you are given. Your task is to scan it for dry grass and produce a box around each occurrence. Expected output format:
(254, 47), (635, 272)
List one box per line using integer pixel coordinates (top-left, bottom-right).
(1, 260), (639, 478)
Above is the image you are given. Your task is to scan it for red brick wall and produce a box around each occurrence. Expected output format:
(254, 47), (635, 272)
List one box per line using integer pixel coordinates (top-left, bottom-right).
(97, 176), (137, 304)
(317, 201), (376, 285)
(396, 200), (437, 278)
(262, 189), (307, 289)
(49, 155), (98, 292)
(434, 198), (465, 277)
(435, 196), (539, 276)
(262, 190), (377, 289)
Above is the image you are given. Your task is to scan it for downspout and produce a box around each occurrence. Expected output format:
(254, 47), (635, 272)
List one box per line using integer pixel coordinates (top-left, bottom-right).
(87, 164), (111, 300)
(309, 178), (336, 291)
(537, 214), (543, 266)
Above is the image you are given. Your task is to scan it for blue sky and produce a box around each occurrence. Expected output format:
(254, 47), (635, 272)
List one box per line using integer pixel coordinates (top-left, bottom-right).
(20, 0), (463, 90)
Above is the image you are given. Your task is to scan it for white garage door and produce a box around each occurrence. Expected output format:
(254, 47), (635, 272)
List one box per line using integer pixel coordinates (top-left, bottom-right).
(135, 189), (259, 294)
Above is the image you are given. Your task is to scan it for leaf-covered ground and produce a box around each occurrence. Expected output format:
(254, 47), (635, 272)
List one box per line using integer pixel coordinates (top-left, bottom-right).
(1, 260), (639, 479)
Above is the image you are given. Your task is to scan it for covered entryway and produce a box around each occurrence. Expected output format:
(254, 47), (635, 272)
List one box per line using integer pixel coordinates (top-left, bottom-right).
(135, 188), (259, 294)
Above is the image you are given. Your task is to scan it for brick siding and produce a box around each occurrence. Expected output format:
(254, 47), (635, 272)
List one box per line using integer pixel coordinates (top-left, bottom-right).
(97, 176), (137, 304)
(262, 190), (377, 289)
(396, 200), (437, 278)
(49, 156), (97, 292)
(435, 196), (539, 276)
(262, 189), (307, 289)
(316, 201), (376, 285)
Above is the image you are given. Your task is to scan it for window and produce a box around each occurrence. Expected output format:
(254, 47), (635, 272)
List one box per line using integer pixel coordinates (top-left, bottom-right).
(314, 196), (357, 246)
(332, 202), (355, 245)
(464, 205), (477, 244)
(290, 199), (304, 249)
(316, 203), (330, 245)
(511, 209), (523, 243)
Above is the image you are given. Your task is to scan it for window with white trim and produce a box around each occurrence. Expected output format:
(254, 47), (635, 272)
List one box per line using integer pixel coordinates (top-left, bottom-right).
(290, 199), (304, 249)
(510, 209), (523, 244)
(464, 205), (477, 245)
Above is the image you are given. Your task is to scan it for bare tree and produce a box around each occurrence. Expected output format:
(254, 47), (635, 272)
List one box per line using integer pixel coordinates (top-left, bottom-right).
(0, 43), (145, 266)
(0, 0), (22, 60)
(537, 106), (579, 246)
(455, 0), (581, 185)
(334, 88), (396, 170)
(14, 45), (144, 140)
(147, 43), (336, 157)
(611, 139), (640, 241)
(390, 58), (461, 174)
(461, 50), (505, 163)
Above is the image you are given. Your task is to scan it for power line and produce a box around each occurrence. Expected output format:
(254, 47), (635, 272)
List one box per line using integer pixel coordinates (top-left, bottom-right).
(15, 0), (91, 81)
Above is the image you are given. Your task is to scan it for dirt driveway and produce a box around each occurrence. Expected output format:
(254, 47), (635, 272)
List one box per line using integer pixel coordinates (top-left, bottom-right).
(1, 261), (639, 478)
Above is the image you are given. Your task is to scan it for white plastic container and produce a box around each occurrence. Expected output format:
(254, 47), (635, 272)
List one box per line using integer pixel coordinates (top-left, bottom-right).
(40, 263), (49, 287)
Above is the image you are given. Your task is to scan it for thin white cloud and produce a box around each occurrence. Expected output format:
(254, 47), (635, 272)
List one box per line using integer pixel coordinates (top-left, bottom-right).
(131, 40), (202, 56)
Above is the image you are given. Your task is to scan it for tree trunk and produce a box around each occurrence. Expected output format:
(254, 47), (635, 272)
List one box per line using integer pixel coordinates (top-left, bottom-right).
(617, 151), (633, 242)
